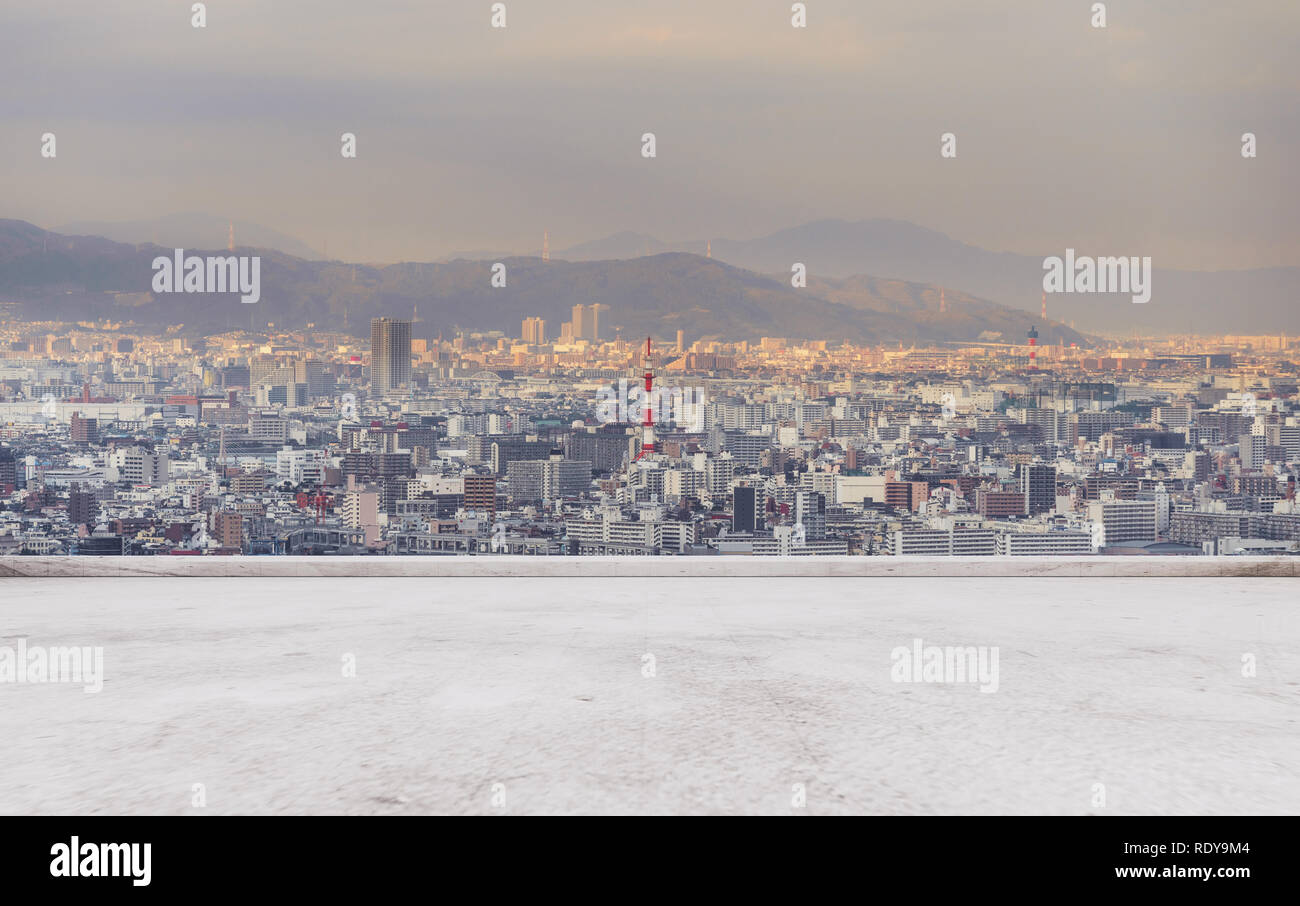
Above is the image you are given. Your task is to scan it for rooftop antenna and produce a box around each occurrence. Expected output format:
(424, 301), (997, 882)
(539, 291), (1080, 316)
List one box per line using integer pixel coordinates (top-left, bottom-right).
(542, 230), (550, 262)
(1041, 290), (1047, 323)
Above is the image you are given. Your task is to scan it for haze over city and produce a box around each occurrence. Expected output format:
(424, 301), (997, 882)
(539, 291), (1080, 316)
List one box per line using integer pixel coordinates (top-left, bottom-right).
(3, 0), (1297, 268)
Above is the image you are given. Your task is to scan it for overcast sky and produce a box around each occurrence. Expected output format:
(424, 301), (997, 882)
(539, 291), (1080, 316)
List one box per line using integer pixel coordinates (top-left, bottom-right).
(2, 0), (1297, 268)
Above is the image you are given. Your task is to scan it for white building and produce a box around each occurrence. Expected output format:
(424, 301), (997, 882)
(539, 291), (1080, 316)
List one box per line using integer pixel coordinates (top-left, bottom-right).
(105, 447), (169, 487)
(996, 529), (1094, 556)
(276, 448), (326, 486)
(1086, 498), (1157, 546)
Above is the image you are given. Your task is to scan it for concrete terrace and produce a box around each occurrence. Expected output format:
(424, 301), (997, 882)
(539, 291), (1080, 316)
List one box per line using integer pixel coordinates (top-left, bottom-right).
(1, 572), (1297, 815)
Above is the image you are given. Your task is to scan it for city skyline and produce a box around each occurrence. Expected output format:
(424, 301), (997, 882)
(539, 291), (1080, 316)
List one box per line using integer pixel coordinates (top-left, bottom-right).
(2, 306), (1298, 558)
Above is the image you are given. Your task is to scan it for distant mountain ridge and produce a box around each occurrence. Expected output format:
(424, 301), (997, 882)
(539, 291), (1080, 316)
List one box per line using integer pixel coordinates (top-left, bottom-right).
(0, 218), (1088, 347)
(56, 213), (322, 261)
(559, 219), (1300, 336)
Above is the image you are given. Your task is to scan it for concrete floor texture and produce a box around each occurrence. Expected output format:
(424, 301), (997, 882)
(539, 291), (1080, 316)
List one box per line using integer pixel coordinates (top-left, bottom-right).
(1, 576), (1296, 815)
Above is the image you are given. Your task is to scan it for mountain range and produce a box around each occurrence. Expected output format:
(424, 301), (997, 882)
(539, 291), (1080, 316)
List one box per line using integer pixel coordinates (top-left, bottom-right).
(557, 220), (1300, 337)
(15, 215), (1293, 337)
(0, 219), (1088, 348)
(56, 214), (322, 261)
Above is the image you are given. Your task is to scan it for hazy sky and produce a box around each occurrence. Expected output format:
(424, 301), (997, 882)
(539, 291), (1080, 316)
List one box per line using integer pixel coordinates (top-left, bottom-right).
(3, 1), (1297, 268)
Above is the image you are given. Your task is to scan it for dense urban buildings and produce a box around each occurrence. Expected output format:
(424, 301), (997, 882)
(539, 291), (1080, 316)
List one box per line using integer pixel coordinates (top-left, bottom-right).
(1, 316), (1297, 558)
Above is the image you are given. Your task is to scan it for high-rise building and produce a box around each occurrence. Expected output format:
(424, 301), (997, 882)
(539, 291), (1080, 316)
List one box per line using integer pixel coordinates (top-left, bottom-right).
(370, 318), (412, 394)
(1018, 463), (1057, 515)
(70, 412), (99, 445)
(795, 490), (827, 540)
(571, 304), (588, 341)
(213, 511), (244, 551)
(733, 485), (763, 533)
(565, 429), (639, 472)
(0, 447), (19, 491)
(293, 360), (329, 399)
(68, 485), (99, 527)
(506, 456), (591, 503)
(106, 447), (169, 486)
(1185, 450), (1211, 482)
(1240, 433), (1267, 470)
(1087, 498), (1158, 546)
(463, 474), (498, 518)
(341, 483), (382, 545)
(522, 317), (547, 345)
(249, 354), (284, 388)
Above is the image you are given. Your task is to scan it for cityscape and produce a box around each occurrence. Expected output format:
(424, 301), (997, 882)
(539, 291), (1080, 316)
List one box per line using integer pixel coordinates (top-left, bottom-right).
(1, 282), (1297, 557)
(2, 0), (1297, 838)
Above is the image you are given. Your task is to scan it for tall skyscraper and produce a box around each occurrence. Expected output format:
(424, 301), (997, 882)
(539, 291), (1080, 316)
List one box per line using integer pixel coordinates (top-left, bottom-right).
(590, 304), (607, 342)
(522, 317), (547, 345)
(370, 318), (412, 394)
(571, 304), (588, 340)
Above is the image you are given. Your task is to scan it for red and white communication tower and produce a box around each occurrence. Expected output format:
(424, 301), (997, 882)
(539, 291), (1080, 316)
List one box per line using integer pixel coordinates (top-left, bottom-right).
(635, 336), (657, 461)
(310, 490), (331, 523)
(1027, 324), (1039, 369)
